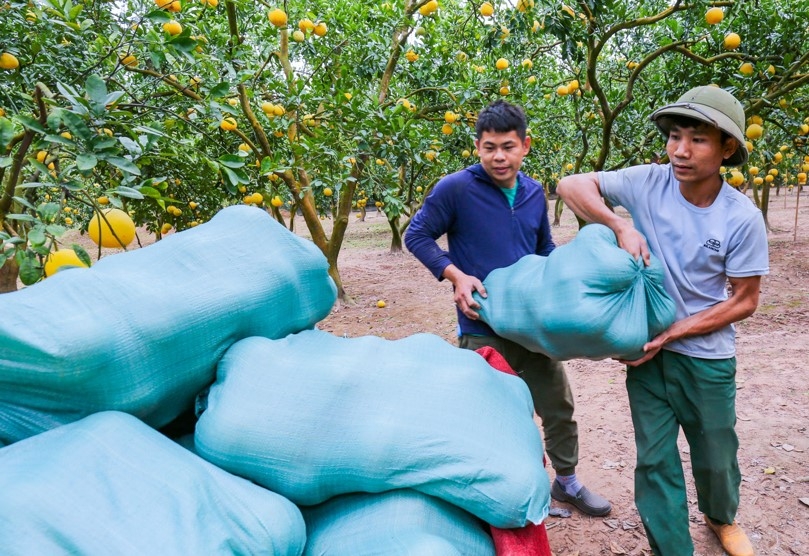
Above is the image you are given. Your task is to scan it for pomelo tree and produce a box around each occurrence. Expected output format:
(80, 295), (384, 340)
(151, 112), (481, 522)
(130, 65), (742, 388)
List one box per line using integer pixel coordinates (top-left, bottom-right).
(2, 0), (808, 296)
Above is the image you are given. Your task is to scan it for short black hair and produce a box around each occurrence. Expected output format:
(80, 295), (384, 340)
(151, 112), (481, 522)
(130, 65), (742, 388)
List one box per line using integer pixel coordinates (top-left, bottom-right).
(475, 100), (527, 140)
(656, 114), (732, 144)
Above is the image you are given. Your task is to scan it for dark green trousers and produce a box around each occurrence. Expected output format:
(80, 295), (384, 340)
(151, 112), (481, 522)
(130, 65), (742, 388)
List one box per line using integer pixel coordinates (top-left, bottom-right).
(626, 350), (740, 556)
(459, 335), (578, 475)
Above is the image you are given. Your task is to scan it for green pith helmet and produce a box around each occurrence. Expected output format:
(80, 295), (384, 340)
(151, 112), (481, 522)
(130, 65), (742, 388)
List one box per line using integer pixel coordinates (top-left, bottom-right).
(650, 86), (748, 166)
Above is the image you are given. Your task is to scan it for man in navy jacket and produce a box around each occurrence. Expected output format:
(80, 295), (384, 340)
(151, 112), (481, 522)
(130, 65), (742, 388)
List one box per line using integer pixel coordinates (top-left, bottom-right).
(405, 100), (611, 517)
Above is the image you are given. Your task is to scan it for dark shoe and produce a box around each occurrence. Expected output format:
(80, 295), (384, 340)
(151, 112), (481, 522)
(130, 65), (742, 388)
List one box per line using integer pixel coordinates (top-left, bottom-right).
(704, 515), (754, 556)
(551, 480), (612, 517)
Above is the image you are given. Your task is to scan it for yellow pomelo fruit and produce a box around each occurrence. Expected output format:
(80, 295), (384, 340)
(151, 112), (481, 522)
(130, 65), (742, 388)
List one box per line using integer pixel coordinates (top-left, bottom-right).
(479, 2), (493, 16)
(163, 20), (182, 35)
(268, 8), (288, 27)
(739, 62), (754, 76)
(88, 208), (136, 248)
(313, 22), (328, 36)
(723, 33), (741, 50)
(745, 123), (763, 140)
(705, 8), (724, 25)
(323, 187), (333, 197)
(0, 52), (20, 70)
(220, 117), (237, 131)
(496, 58), (509, 70)
(44, 249), (88, 277)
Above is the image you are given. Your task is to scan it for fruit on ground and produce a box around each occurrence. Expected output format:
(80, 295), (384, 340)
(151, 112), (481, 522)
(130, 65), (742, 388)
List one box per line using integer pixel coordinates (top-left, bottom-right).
(88, 208), (137, 248)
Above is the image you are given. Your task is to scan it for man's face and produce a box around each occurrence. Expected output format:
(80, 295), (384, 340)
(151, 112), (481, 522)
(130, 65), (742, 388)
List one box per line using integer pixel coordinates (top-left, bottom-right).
(474, 130), (531, 189)
(666, 123), (736, 188)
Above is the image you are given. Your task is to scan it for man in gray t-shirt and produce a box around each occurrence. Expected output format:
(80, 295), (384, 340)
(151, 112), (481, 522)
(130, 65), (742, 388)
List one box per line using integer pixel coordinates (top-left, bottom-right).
(557, 87), (767, 556)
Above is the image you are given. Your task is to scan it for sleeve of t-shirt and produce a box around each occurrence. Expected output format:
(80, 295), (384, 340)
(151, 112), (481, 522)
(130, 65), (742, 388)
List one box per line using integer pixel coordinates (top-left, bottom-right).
(725, 210), (770, 277)
(597, 164), (658, 210)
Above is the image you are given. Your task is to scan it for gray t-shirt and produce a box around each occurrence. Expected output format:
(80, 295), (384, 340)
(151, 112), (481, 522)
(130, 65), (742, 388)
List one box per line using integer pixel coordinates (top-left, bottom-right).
(598, 163), (769, 359)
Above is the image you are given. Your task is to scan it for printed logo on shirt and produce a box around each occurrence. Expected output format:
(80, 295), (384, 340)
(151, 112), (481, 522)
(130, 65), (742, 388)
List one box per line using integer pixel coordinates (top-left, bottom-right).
(703, 238), (721, 252)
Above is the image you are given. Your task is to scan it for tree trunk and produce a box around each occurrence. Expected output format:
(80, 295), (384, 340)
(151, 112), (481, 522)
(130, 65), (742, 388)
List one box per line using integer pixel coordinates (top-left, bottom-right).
(0, 258), (20, 294)
(387, 215), (402, 253)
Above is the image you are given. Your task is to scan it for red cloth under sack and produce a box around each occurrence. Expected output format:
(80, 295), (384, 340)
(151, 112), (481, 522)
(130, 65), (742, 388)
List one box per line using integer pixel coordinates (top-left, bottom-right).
(475, 346), (553, 556)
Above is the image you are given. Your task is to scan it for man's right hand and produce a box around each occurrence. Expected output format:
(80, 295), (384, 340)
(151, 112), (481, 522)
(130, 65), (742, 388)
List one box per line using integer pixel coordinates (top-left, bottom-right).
(614, 224), (651, 267)
(442, 265), (487, 320)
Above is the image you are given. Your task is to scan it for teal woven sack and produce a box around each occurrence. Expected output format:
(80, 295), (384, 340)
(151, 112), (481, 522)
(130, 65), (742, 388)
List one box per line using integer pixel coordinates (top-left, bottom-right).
(0, 411), (306, 556)
(0, 205), (336, 445)
(194, 330), (550, 528)
(302, 490), (495, 555)
(476, 223), (675, 361)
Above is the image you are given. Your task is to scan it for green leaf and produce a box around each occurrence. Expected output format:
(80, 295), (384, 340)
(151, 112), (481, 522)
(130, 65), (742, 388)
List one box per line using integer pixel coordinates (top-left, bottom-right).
(221, 166), (250, 186)
(85, 74), (108, 115)
(71, 243), (92, 267)
(18, 254), (42, 286)
(106, 156), (141, 175)
(0, 156), (12, 169)
(28, 226), (46, 245)
(76, 153), (98, 171)
(218, 154), (246, 169)
(0, 118), (14, 151)
(16, 115), (48, 134)
(209, 82), (231, 98)
(61, 110), (92, 141)
(45, 224), (67, 236)
(118, 136), (142, 154)
(138, 186), (162, 199)
(114, 185), (144, 199)
(170, 37), (197, 53)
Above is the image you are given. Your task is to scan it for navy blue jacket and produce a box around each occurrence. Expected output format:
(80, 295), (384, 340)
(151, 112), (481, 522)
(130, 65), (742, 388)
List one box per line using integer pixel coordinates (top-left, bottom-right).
(405, 164), (555, 336)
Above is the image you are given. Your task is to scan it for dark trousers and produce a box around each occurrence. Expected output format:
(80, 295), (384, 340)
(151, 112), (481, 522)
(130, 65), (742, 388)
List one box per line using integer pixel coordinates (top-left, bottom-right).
(626, 350), (740, 556)
(459, 335), (579, 476)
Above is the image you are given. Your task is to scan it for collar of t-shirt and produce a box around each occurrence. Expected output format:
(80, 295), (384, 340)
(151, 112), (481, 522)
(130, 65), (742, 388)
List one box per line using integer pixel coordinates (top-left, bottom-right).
(499, 176), (519, 207)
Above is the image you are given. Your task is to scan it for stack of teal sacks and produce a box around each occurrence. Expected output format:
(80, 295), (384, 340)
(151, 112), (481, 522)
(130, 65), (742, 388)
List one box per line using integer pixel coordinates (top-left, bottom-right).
(0, 205), (549, 555)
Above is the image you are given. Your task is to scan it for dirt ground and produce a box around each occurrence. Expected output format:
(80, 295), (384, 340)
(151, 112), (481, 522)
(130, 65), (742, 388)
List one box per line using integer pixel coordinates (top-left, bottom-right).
(313, 191), (809, 556)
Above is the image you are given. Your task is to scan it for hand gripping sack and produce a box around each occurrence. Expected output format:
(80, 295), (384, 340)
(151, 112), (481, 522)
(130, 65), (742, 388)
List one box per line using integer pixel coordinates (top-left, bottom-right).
(301, 490), (495, 556)
(194, 330), (550, 528)
(0, 205), (336, 446)
(475, 223), (675, 361)
(0, 411), (306, 556)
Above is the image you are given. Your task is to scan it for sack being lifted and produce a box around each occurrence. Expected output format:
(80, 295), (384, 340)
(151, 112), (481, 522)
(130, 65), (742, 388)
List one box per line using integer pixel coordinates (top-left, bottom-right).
(0, 205), (337, 446)
(475, 223), (676, 361)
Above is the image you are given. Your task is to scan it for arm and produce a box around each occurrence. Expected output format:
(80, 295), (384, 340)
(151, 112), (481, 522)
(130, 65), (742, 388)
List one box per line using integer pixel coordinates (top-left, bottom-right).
(620, 275), (762, 366)
(557, 172), (650, 265)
